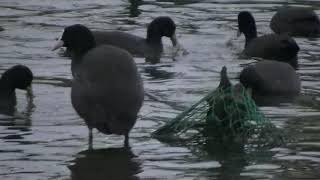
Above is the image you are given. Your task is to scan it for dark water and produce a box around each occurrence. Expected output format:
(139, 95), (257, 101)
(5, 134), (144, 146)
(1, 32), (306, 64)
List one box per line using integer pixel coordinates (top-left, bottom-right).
(0, 0), (320, 179)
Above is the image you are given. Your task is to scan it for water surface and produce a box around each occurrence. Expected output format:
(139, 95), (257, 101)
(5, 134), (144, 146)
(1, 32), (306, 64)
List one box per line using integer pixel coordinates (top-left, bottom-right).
(0, 0), (320, 179)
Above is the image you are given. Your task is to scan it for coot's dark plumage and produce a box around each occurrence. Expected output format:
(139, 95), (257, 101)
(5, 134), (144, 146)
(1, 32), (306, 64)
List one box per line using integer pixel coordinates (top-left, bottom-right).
(0, 65), (33, 115)
(65, 17), (177, 64)
(238, 11), (300, 68)
(270, 7), (320, 37)
(240, 60), (300, 105)
(53, 24), (144, 148)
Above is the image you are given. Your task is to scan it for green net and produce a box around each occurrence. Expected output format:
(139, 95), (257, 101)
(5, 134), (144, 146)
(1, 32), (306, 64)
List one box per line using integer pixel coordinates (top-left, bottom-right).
(152, 83), (283, 145)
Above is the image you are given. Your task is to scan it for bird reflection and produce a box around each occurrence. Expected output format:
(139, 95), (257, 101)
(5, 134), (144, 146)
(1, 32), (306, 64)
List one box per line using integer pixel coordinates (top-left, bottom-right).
(203, 136), (275, 179)
(128, 0), (142, 17)
(143, 66), (175, 80)
(203, 138), (248, 179)
(69, 147), (142, 180)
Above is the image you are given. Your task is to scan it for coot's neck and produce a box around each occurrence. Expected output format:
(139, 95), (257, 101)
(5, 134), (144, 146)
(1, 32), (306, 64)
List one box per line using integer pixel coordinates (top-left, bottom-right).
(71, 54), (85, 77)
(146, 25), (163, 46)
(72, 41), (95, 59)
(146, 35), (162, 46)
(145, 35), (163, 64)
(244, 29), (257, 47)
(70, 42), (96, 76)
(0, 78), (15, 96)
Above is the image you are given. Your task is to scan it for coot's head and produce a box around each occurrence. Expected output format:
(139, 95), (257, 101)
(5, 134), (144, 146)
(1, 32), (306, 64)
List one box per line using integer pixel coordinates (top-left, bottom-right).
(147, 16), (178, 46)
(237, 11), (257, 39)
(52, 24), (96, 55)
(1, 65), (33, 90)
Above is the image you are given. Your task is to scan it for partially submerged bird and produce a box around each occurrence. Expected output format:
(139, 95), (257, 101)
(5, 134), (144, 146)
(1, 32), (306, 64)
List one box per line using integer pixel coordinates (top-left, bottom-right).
(53, 24), (144, 148)
(64, 17), (178, 64)
(238, 11), (300, 68)
(0, 65), (33, 115)
(270, 7), (320, 37)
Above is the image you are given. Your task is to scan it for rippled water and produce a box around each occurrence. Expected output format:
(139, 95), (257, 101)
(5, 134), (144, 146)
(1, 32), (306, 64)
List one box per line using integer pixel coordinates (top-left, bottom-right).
(0, 0), (320, 179)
